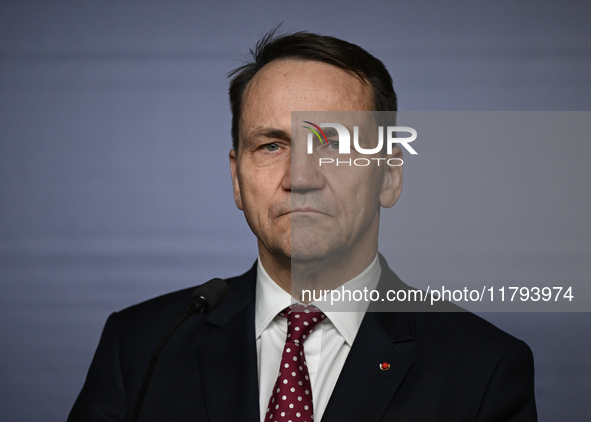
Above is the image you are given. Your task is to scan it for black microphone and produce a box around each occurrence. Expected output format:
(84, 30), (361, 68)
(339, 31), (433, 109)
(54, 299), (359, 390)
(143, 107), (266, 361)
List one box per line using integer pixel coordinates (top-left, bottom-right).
(186, 277), (230, 316)
(130, 278), (229, 422)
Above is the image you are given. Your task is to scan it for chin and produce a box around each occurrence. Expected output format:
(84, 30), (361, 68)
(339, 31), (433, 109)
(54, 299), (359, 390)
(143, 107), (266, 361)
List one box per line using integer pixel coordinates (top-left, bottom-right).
(290, 234), (336, 262)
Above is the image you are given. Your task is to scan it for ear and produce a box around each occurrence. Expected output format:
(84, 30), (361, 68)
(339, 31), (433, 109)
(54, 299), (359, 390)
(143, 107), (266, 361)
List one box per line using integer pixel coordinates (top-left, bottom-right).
(379, 146), (403, 208)
(229, 149), (244, 210)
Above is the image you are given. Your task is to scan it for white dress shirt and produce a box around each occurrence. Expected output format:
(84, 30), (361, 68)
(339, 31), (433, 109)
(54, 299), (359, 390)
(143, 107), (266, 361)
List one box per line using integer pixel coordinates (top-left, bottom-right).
(255, 256), (381, 422)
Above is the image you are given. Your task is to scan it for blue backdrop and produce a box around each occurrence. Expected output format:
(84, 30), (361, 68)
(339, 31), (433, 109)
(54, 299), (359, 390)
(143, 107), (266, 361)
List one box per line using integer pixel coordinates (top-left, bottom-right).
(1, 1), (590, 420)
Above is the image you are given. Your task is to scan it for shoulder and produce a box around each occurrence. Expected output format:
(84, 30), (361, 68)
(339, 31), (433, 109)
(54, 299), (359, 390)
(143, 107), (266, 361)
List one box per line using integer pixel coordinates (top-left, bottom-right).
(376, 255), (535, 395)
(371, 275), (536, 418)
(111, 263), (258, 343)
(376, 255), (529, 356)
(411, 310), (531, 361)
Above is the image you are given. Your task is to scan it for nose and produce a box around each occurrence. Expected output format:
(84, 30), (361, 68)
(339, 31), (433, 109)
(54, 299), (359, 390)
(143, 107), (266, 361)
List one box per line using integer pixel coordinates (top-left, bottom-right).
(281, 147), (325, 192)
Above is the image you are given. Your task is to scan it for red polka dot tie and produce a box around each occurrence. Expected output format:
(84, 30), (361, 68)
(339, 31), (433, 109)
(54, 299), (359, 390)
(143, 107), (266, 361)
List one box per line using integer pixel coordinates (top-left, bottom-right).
(266, 304), (326, 422)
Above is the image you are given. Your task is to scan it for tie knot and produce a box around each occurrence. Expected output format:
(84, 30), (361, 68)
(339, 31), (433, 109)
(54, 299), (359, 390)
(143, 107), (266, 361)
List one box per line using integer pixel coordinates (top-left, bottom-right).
(280, 304), (325, 345)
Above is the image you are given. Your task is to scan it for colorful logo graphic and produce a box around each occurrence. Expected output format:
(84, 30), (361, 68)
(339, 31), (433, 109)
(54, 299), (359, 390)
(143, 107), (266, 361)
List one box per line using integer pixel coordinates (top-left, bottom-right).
(302, 121), (328, 145)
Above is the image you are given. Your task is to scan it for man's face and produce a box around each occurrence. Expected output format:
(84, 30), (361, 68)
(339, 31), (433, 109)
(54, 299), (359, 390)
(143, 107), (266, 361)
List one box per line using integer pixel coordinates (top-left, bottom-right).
(230, 60), (402, 265)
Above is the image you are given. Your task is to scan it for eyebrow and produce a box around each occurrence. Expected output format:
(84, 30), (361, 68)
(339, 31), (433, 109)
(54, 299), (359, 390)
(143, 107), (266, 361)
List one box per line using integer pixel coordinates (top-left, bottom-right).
(322, 127), (339, 137)
(246, 128), (291, 142)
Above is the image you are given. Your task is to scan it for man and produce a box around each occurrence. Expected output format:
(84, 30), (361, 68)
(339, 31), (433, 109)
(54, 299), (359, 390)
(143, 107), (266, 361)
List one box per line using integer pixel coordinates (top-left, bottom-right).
(69, 31), (537, 421)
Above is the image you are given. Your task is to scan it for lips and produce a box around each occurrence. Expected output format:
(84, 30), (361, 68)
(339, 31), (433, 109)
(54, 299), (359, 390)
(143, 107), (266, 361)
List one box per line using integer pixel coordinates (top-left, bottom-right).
(272, 196), (334, 217)
(276, 209), (323, 218)
(275, 207), (329, 218)
(291, 208), (324, 213)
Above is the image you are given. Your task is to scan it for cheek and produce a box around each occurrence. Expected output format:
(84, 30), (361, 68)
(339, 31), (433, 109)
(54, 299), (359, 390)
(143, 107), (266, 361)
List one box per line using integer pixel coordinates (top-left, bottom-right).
(239, 170), (273, 218)
(343, 169), (383, 214)
(331, 167), (381, 196)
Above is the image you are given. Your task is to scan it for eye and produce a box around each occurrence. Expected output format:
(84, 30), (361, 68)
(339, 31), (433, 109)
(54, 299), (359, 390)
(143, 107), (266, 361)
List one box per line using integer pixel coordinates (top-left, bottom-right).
(265, 143), (280, 152)
(328, 140), (339, 150)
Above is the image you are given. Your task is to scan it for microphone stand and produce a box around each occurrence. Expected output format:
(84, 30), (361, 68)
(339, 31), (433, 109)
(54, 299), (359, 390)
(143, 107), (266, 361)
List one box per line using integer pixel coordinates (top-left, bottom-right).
(129, 278), (228, 422)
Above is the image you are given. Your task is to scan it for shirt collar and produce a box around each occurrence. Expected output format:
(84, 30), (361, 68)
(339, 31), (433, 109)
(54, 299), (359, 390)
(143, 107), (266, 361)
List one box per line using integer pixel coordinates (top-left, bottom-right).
(255, 258), (292, 339)
(255, 255), (381, 346)
(314, 255), (381, 346)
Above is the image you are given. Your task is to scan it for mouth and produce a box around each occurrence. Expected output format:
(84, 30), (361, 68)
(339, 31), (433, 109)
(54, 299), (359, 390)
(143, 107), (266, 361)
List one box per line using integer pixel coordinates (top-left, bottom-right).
(273, 199), (333, 218)
(288, 208), (328, 216)
(277, 208), (324, 217)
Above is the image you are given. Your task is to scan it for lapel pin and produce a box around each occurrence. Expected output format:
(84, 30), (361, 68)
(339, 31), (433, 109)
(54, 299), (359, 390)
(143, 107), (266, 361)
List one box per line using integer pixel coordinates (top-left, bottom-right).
(380, 362), (391, 371)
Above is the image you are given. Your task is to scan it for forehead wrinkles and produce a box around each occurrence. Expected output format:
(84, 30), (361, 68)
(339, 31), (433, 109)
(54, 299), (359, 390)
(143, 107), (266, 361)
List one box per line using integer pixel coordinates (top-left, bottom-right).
(239, 68), (283, 144)
(239, 60), (374, 141)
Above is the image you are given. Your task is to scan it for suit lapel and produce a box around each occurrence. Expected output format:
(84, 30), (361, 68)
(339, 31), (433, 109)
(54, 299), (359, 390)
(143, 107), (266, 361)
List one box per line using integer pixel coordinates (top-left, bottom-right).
(322, 258), (416, 422)
(196, 266), (260, 422)
(321, 313), (414, 422)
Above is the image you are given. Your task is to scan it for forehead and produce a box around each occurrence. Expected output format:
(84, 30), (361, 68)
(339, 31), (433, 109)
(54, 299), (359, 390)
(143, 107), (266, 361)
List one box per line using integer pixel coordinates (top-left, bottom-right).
(240, 60), (372, 138)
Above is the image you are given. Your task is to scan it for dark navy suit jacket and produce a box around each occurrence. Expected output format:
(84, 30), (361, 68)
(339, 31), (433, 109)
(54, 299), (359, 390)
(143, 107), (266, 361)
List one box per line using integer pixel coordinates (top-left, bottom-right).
(68, 258), (537, 421)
